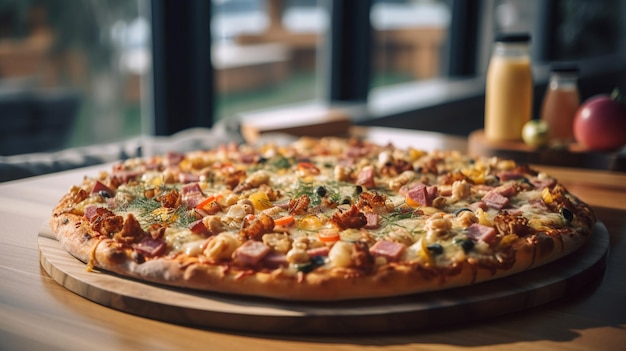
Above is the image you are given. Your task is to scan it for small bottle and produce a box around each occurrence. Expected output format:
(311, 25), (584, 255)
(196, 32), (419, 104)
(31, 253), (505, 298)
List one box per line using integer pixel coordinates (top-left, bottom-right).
(540, 63), (580, 145)
(484, 33), (533, 141)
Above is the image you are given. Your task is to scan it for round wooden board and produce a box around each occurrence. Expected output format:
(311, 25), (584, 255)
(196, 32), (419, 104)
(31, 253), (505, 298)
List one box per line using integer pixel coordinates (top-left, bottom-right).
(39, 223), (609, 335)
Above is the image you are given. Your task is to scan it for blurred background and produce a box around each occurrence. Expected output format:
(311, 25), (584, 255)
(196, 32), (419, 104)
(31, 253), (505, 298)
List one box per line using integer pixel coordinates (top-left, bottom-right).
(0, 0), (624, 156)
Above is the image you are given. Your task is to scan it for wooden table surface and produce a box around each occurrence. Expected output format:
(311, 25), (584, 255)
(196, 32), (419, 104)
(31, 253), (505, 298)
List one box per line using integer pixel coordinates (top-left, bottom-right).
(1, 128), (625, 351)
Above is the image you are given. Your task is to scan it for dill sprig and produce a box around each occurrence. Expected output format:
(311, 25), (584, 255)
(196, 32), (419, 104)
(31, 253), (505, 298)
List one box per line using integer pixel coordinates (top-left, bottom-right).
(289, 179), (345, 206)
(118, 185), (196, 229)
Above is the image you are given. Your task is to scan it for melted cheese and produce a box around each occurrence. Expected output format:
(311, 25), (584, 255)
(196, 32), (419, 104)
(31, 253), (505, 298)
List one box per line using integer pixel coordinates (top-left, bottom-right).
(164, 227), (204, 252)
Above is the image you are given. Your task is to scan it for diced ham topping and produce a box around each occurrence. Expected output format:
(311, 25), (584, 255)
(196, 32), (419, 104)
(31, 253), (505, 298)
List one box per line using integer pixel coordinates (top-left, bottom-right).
(307, 246), (330, 257)
(497, 171), (525, 181)
(494, 183), (518, 197)
(91, 180), (114, 197)
(112, 169), (142, 184)
(180, 183), (205, 208)
(406, 183), (438, 206)
(165, 151), (184, 166)
(180, 182), (203, 196)
(482, 190), (509, 209)
(239, 153), (257, 164)
(407, 184), (427, 205)
(356, 166), (376, 188)
(364, 212), (380, 229)
(179, 172), (200, 184)
(188, 219), (209, 235)
(184, 193), (205, 208)
(345, 146), (367, 158)
(84, 205), (100, 221)
(528, 198), (548, 209)
(232, 240), (270, 266)
(470, 201), (487, 211)
(531, 178), (556, 189)
(134, 236), (167, 257)
(369, 240), (406, 261)
(262, 252), (288, 268)
(466, 223), (498, 244)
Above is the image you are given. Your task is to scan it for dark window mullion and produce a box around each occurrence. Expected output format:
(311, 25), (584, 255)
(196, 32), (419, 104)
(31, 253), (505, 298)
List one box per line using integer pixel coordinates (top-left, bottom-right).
(445, 0), (480, 77)
(327, 0), (372, 102)
(533, 0), (558, 62)
(150, 0), (214, 136)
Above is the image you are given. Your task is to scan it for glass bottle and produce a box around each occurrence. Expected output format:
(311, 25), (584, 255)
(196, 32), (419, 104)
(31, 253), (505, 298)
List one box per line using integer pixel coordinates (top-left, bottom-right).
(484, 33), (533, 141)
(540, 63), (580, 145)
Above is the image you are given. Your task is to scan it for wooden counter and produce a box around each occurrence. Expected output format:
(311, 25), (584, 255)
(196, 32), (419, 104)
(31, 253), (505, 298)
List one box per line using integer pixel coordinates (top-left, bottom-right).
(1, 128), (625, 350)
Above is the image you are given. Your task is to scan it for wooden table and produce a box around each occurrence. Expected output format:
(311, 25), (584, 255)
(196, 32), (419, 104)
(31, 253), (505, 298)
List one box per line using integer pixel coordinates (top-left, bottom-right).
(1, 128), (625, 350)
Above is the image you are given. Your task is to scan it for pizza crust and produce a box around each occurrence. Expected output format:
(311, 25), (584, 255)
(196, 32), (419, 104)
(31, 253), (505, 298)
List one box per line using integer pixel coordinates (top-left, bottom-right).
(51, 210), (591, 301)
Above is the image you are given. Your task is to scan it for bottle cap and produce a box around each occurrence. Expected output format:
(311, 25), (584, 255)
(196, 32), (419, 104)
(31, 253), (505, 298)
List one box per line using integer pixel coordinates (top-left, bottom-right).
(494, 33), (531, 43)
(551, 62), (579, 74)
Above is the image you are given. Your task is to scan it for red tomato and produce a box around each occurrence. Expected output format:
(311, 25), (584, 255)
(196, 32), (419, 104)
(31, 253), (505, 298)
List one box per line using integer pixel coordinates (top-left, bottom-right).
(573, 91), (626, 150)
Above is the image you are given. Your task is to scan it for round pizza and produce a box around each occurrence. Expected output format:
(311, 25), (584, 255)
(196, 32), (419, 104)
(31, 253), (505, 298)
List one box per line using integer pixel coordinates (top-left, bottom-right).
(49, 137), (596, 301)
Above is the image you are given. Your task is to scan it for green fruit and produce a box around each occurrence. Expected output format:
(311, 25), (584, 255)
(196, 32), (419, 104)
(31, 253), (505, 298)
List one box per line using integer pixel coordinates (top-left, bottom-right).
(522, 120), (549, 147)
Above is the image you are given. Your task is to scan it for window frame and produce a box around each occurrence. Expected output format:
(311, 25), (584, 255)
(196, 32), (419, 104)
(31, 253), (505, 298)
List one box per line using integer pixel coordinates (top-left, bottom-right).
(150, 0), (214, 136)
(150, 0), (626, 137)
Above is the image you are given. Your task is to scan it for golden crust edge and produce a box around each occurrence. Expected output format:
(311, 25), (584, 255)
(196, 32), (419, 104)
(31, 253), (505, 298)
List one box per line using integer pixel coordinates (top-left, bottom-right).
(50, 210), (593, 301)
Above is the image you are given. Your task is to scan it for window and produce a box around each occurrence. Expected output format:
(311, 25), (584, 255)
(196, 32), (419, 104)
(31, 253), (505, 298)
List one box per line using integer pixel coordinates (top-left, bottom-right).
(212, 0), (328, 121)
(2, 0), (625, 157)
(0, 0), (150, 155)
(371, 0), (451, 88)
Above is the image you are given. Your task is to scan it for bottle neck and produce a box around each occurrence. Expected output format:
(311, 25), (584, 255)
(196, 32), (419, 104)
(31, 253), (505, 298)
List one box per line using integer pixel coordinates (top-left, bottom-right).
(492, 42), (530, 58)
(548, 73), (578, 90)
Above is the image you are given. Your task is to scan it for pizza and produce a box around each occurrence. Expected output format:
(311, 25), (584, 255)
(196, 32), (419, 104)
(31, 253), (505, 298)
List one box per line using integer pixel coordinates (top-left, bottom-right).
(49, 137), (596, 301)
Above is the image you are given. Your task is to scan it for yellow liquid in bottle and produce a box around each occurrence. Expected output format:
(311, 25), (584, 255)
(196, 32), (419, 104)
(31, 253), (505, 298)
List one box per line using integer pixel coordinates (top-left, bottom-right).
(484, 56), (533, 141)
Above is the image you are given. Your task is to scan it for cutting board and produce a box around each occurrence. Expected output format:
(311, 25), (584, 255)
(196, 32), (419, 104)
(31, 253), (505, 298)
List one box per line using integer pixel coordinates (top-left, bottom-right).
(468, 129), (626, 171)
(38, 222), (609, 335)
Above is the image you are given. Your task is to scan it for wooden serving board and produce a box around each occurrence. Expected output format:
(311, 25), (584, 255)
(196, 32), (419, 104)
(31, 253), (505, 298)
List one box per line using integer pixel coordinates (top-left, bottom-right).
(38, 223), (609, 335)
(468, 129), (626, 171)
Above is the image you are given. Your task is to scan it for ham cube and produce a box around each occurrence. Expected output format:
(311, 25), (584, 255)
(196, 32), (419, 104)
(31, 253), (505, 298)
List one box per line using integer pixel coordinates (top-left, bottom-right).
(466, 223), (498, 244)
(232, 240), (270, 266)
(497, 171), (524, 181)
(495, 183), (518, 197)
(180, 182), (203, 196)
(482, 190), (509, 209)
(531, 178), (556, 189)
(181, 183), (205, 207)
(364, 212), (380, 229)
(356, 166), (376, 188)
(307, 246), (330, 257)
(470, 201), (487, 211)
(262, 252), (288, 268)
(84, 205), (114, 222)
(179, 172), (200, 184)
(183, 192), (205, 208)
(135, 236), (167, 257)
(165, 151), (184, 166)
(426, 186), (439, 202)
(407, 184), (428, 206)
(84, 205), (99, 221)
(369, 240), (406, 261)
(407, 183), (437, 206)
(91, 180), (114, 197)
(188, 219), (208, 235)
